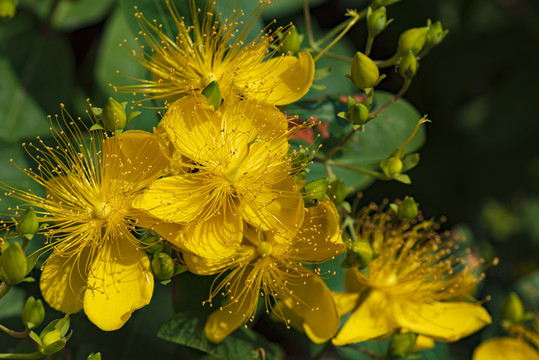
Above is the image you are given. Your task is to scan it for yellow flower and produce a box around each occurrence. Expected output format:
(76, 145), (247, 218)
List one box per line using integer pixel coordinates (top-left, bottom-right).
(3, 108), (169, 330)
(119, 0), (314, 106)
(473, 337), (539, 360)
(183, 198), (344, 344)
(133, 94), (305, 259)
(332, 203), (492, 346)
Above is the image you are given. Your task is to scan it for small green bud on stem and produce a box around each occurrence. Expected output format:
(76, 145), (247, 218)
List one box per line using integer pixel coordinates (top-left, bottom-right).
(501, 292), (525, 325)
(380, 156), (403, 178)
(22, 296), (45, 329)
(140, 235), (164, 254)
(302, 178), (329, 207)
(398, 27), (428, 55)
(388, 332), (417, 358)
(0, 242), (27, 285)
(348, 52), (380, 89)
(367, 7), (389, 38)
(18, 207), (39, 241)
(398, 197), (418, 220)
(399, 51), (418, 80)
(87, 353), (102, 360)
(281, 26), (301, 55)
(341, 241), (374, 269)
(151, 252), (175, 281)
(102, 98), (127, 132)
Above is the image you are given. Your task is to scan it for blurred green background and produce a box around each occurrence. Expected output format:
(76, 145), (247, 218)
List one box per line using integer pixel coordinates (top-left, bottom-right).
(1, 0), (538, 358)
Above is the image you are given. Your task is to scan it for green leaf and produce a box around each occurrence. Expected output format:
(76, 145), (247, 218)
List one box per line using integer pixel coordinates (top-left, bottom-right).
(313, 67), (332, 82)
(158, 312), (283, 360)
(50, 0), (115, 30)
(0, 286), (25, 320)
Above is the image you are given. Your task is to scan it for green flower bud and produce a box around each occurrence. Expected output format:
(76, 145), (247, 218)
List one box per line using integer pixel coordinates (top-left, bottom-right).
(380, 157), (403, 177)
(349, 52), (380, 89)
(342, 241), (374, 269)
(0, 0), (16, 19)
(22, 296), (45, 329)
(140, 235), (164, 254)
(399, 51), (418, 80)
(398, 197), (418, 220)
(102, 97), (127, 132)
(327, 179), (348, 205)
(347, 101), (370, 125)
(426, 21), (448, 49)
(40, 328), (66, 355)
(87, 353), (102, 360)
(388, 332), (417, 358)
(302, 178), (329, 207)
(397, 27), (428, 55)
(17, 207), (39, 240)
(281, 26), (301, 55)
(151, 252), (175, 281)
(367, 7), (388, 37)
(0, 242), (27, 285)
(201, 80), (222, 110)
(501, 292), (524, 324)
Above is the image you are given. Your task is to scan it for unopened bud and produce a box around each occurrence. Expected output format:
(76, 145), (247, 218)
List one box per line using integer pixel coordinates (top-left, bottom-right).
(388, 332), (417, 358)
(380, 156), (403, 177)
(501, 292), (524, 324)
(281, 26), (301, 55)
(398, 197), (418, 220)
(398, 27), (428, 55)
(102, 98), (127, 132)
(0, 0), (16, 19)
(367, 7), (388, 37)
(302, 178), (329, 207)
(140, 235), (164, 254)
(347, 101), (370, 125)
(18, 207), (39, 240)
(425, 21), (448, 49)
(0, 242), (27, 285)
(342, 241), (374, 269)
(22, 296), (45, 329)
(201, 81), (222, 110)
(87, 353), (102, 360)
(399, 51), (418, 80)
(327, 179), (348, 205)
(151, 252), (175, 281)
(40, 328), (66, 355)
(349, 52), (380, 89)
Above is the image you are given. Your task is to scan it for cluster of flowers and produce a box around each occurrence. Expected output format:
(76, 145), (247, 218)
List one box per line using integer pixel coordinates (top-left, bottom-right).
(0, 0), (493, 352)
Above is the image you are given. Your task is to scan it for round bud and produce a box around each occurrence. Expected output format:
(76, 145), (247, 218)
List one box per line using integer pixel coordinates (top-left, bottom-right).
(501, 292), (524, 324)
(281, 26), (301, 55)
(426, 21), (447, 48)
(17, 207), (39, 240)
(151, 252), (175, 281)
(349, 52), (380, 89)
(399, 51), (418, 80)
(303, 178), (329, 207)
(381, 157), (403, 177)
(367, 7), (387, 37)
(347, 102), (370, 125)
(388, 332), (417, 358)
(397, 27), (428, 55)
(351, 241), (374, 268)
(22, 296), (45, 329)
(327, 179), (348, 205)
(398, 197), (418, 220)
(87, 353), (102, 360)
(0, 242), (27, 285)
(40, 328), (66, 355)
(140, 235), (164, 255)
(102, 98), (127, 132)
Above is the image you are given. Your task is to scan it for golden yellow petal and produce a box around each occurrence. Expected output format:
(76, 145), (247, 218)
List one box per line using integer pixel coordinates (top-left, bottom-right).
(240, 51), (315, 106)
(332, 290), (397, 346)
(183, 247), (253, 276)
(84, 237), (153, 331)
(393, 300), (492, 342)
(288, 198), (344, 262)
(413, 335), (436, 351)
(331, 291), (361, 318)
(473, 337), (539, 360)
(132, 175), (208, 223)
(40, 249), (90, 314)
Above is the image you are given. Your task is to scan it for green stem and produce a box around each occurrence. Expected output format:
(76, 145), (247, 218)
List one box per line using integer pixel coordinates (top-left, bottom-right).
(314, 13), (361, 62)
(303, 0), (316, 49)
(0, 352), (42, 359)
(374, 53), (400, 68)
(327, 160), (386, 179)
(326, 126), (362, 160)
(0, 323), (29, 338)
(364, 35), (374, 56)
(370, 79), (411, 116)
(314, 16), (357, 48)
(322, 51), (353, 62)
(0, 283), (11, 300)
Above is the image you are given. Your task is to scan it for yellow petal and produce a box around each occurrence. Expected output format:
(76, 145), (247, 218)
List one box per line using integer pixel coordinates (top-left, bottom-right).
(473, 337), (539, 360)
(84, 237), (153, 331)
(241, 51), (315, 106)
(183, 247), (253, 276)
(40, 249), (90, 314)
(132, 175), (208, 223)
(242, 175), (304, 235)
(277, 276), (340, 344)
(288, 198), (344, 262)
(332, 290), (397, 346)
(181, 203), (243, 259)
(344, 268), (367, 293)
(393, 300), (492, 342)
(102, 130), (169, 189)
(413, 335), (436, 351)
(331, 291), (361, 318)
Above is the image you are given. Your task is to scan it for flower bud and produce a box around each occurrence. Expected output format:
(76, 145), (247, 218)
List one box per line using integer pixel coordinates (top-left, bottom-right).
(22, 296), (45, 329)
(347, 101), (370, 125)
(397, 27), (428, 55)
(367, 7), (388, 37)
(380, 156), (403, 178)
(40, 328), (66, 355)
(349, 52), (379, 89)
(0, 242), (27, 285)
(425, 21), (448, 49)
(342, 241), (374, 269)
(501, 292), (524, 324)
(398, 197), (418, 220)
(17, 207), (39, 240)
(302, 178), (329, 207)
(388, 332), (417, 358)
(281, 26), (301, 55)
(0, 0), (16, 19)
(87, 353), (102, 360)
(327, 179), (348, 205)
(102, 98), (127, 132)
(399, 51), (418, 80)
(201, 80), (222, 110)
(140, 235), (164, 254)
(151, 252), (175, 281)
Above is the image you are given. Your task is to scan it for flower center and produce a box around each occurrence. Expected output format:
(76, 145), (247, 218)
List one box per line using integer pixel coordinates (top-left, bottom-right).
(225, 166), (240, 183)
(93, 201), (112, 219)
(257, 241), (273, 257)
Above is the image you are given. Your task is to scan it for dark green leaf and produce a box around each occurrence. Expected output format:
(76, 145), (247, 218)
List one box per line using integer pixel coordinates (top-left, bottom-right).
(51, 0), (115, 30)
